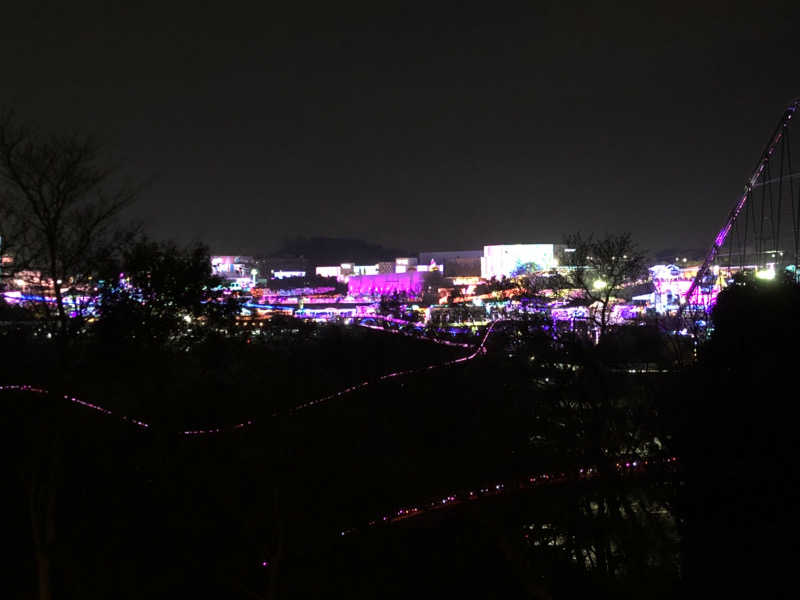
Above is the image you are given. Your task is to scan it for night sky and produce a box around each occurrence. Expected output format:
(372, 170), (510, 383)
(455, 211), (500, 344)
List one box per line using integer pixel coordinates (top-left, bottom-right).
(4, 2), (799, 255)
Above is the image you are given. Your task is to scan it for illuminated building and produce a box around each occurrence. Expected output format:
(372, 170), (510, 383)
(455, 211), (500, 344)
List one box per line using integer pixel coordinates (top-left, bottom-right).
(419, 250), (482, 277)
(315, 259), (414, 281)
(394, 257), (417, 273)
(316, 265), (341, 278)
(271, 270), (306, 279)
(416, 259), (441, 273)
(419, 250), (482, 264)
(480, 244), (561, 279)
(315, 263), (379, 282)
(348, 271), (425, 297)
(355, 264), (379, 276)
(211, 256), (253, 277)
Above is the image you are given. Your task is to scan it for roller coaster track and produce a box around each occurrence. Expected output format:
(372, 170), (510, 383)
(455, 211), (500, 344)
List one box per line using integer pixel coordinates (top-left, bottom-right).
(686, 98), (800, 301)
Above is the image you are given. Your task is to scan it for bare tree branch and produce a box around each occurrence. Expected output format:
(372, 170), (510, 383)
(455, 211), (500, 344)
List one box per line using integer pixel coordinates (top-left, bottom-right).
(561, 233), (647, 340)
(0, 109), (140, 337)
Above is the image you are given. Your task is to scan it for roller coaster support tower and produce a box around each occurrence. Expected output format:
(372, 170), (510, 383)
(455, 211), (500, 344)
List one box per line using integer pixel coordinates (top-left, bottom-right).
(685, 98), (800, 302)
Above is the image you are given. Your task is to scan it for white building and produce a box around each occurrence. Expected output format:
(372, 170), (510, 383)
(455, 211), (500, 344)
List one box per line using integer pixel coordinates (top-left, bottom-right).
(353, 264), (378, 276)
(315, 263), (378, 282)
(315, 265), (341, 279)
(480, 244), (559, 279)
(271, 270), (306, 279)
(394, 257), (418, 273)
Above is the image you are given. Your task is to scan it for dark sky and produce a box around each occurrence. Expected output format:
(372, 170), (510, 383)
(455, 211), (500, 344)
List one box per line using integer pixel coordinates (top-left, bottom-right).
(4, 1), (799, 255)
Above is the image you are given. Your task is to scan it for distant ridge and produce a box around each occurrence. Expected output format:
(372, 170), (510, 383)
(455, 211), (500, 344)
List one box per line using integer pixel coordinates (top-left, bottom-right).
(267, 236), (410, 265)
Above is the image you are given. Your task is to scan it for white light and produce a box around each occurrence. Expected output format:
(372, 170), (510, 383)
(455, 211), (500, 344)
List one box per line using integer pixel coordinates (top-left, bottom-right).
(593, 279), (607, 290)
(756, 268), (775, 280)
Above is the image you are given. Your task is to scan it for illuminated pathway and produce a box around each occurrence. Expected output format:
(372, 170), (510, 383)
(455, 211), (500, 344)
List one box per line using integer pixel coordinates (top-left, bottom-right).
(338, 456), (680, 538)
(353, 315), (474, 349)
(0, 320), (508, 436)
(355, 320), (468, 346)
(0, 384), (152, 429)
(0, 327), (681, 574)
(288, 319), (503, 414)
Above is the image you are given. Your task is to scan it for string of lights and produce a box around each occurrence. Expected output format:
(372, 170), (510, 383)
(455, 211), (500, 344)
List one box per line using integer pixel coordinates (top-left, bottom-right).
(288, 319), (501, 413)
(0, 384), (150, 429)
(1, 342), (679, 575)
(336, 456), (680, 538)
(353, 318), (474, 348)
(0, 320), (506, 436)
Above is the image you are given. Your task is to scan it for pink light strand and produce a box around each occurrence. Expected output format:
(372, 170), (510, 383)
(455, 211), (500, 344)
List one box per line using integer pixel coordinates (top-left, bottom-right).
(0, 386), (681, 564)
(0, 321), (507, 436)
(341, 456), (680, 536)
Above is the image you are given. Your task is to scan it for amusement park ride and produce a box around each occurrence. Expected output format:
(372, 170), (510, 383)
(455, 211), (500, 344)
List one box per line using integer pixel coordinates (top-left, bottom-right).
(687, 97), (800, 305)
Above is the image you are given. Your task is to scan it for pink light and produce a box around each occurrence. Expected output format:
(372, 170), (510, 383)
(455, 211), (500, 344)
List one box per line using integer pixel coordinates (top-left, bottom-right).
(348, 455), (680, 535)
(347, 271), (424, 297)
(0, 320), (510, 437)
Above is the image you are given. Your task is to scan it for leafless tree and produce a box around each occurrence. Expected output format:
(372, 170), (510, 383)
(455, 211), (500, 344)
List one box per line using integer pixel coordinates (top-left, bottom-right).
(0, 112), (140, 596)
(559, 233), (647, 339)
(0, 109), (139, 337)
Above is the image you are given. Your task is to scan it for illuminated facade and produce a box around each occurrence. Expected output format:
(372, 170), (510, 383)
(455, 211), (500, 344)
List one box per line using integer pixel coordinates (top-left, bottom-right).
(419, 250), (482, 278)
(480, 244), (559, 279)
(315, 259), (420, 281)
(394, 257), (418, 273)
(315, 266), (341, 278)
(315, 263), (379, 282)
(271, 270), (306, 279)
(355, 264), (379, 276)
(211, 256), (253, 277)
(348, 271), (424, 297)
(419, 250), (482, 264)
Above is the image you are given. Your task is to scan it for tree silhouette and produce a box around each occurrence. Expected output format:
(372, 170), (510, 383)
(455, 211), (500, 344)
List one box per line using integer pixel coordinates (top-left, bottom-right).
(0, 109), (139, 339)
(558, 233), (647, 340)
(96, 238), (236, 349)
(671, 273), (800, 597)
(513, 318), (680, 597)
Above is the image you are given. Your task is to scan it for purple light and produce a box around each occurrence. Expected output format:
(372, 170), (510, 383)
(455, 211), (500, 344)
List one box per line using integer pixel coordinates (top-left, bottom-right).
(347, 271), (424, 297)
(347, 455), (679, 535)
(689, 99), (799, 300)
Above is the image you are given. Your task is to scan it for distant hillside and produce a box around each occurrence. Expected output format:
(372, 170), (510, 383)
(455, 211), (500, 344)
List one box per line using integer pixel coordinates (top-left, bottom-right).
(268, 237), (410, 265)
